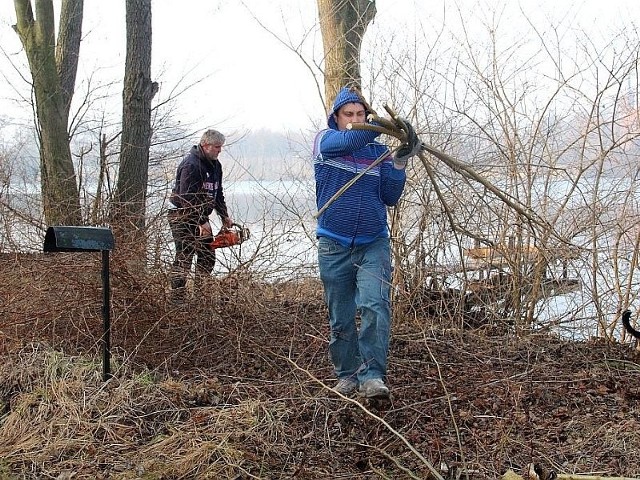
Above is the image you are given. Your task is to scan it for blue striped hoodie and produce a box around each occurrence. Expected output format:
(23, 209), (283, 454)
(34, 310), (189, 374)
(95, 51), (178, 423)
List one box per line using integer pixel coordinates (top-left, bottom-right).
(313, 87), (406, 247)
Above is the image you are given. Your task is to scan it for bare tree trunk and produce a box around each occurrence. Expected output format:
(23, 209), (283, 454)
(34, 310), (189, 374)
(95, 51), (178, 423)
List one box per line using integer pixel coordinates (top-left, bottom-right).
(111, 0), (156, 250)
(316, 0), (376, 110)
(13, 0), (83, 226)
(56, 0), (83, 113)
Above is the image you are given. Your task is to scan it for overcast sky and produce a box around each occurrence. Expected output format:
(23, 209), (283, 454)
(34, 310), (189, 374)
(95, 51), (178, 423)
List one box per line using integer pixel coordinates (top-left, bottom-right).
(1, 0), (639, 137)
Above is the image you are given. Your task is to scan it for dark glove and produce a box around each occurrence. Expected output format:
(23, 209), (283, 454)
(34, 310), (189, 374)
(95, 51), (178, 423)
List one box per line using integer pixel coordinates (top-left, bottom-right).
(393, 118), (421, 169)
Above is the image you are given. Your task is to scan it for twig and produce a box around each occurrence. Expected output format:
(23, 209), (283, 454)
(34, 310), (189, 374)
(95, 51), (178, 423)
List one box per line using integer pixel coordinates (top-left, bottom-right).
(281, 355), (446, 480)
(366, 444), (425, 480)
(417, 144), (548, 230)
(421, 330), (470, 479)
(556, 475), (637, 480)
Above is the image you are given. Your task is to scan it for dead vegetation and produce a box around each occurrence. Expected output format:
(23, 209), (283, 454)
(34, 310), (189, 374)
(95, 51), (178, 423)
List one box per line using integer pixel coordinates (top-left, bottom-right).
(1, 252), (640, 479)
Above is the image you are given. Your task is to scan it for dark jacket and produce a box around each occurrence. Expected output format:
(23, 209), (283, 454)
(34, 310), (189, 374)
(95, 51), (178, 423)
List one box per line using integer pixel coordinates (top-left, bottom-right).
(170, 145), (229, 225)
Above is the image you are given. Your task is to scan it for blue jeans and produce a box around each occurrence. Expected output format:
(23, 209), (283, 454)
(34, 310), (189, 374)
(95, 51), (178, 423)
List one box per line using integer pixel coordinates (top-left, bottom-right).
(318, 236), (392, 383)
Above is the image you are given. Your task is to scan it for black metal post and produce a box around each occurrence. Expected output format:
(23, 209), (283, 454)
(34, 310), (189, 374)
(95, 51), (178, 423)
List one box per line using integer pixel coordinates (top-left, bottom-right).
(43, 226), (115, 382)
(101, 249), (112, 380)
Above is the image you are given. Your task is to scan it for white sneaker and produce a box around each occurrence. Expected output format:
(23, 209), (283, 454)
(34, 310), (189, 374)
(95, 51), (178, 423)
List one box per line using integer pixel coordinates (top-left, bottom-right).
(358, 378), (390, 399)
(333, 378), (358, 395)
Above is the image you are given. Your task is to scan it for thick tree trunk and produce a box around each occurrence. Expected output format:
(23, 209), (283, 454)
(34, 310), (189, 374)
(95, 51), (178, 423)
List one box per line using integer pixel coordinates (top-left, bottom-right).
(110, 0), (155, 252)
(56, 0), (83, 114)
(13, 0), (84, 226)
(316, 0), (376, 110)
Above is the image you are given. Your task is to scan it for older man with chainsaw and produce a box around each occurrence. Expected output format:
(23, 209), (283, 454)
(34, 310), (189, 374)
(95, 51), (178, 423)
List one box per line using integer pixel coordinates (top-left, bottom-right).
(313, 86), (421, 399)
(167, 129), (234, 304)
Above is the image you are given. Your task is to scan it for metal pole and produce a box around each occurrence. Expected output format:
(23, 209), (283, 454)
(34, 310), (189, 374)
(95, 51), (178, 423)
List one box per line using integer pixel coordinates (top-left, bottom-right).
(101, 249), (112, 380)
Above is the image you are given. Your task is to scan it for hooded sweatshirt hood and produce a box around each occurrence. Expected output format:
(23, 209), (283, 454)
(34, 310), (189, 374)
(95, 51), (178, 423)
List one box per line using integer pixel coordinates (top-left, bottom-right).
(327, 87), (367, 130)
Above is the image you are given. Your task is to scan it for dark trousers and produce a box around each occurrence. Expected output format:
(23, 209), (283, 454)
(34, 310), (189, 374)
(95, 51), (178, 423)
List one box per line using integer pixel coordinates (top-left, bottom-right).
(167, 210), (216, 294)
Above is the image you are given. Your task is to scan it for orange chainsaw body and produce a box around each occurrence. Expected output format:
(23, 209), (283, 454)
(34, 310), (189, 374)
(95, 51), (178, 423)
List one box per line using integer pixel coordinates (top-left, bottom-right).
(209, 223), (250, 250)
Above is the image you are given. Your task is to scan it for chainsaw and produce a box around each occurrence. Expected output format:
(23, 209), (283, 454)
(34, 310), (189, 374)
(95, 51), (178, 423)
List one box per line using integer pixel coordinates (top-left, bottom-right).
(209, 223), (250, 250)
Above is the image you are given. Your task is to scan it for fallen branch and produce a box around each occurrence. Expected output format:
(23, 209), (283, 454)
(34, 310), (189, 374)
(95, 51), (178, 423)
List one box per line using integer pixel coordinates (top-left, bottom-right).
(315, 104), (578, 253)
(361, 109), (591, 256)
(503, 466), (638, 480)
(557, 476), (639, 480)
(350, 114), (550, 233)
(281, 352), (446, 480)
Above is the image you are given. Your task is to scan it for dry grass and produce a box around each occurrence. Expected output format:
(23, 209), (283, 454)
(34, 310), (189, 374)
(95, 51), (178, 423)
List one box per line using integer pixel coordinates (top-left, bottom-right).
(0, 343), (291, 479)
(1, 253), (640, 479)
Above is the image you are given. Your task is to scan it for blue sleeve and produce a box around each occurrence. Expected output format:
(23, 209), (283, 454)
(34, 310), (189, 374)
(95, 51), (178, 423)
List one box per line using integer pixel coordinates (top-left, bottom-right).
(380, 162), (406, 206)
(318, 128), (380, 157)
